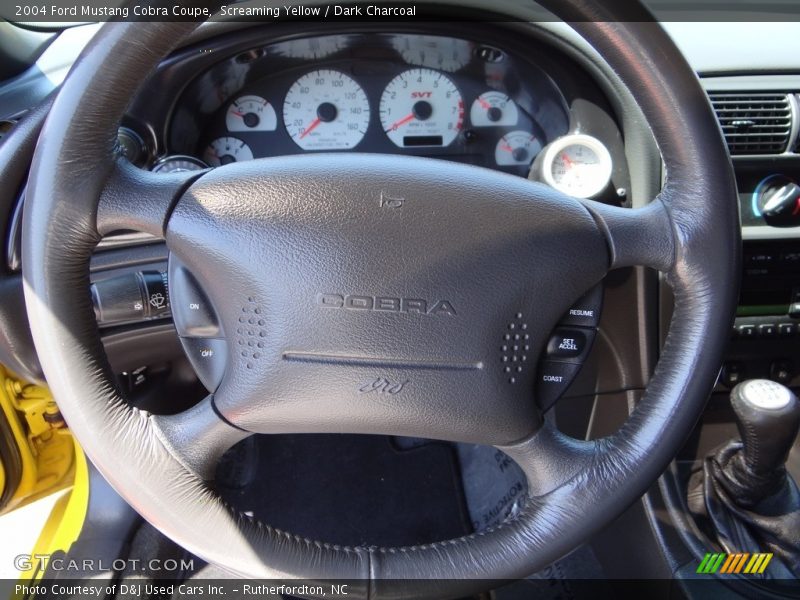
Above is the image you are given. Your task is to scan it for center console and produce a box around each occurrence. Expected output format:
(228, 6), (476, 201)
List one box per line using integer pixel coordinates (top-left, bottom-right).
(649, 77), (800, 594)
(725, 162), (800, 389)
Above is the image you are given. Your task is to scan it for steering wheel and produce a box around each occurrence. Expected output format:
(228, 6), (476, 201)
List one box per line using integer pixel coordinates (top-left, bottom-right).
(22, 1), (739, 597)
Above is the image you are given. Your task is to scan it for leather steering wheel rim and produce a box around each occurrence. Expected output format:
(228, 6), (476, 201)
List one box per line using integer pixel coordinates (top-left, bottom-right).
(22, 2), (739, 597)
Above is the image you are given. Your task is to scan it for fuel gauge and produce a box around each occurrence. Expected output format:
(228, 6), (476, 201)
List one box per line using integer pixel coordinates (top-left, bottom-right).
(495, 131), (542, 166)
(203, 137), (254, 166)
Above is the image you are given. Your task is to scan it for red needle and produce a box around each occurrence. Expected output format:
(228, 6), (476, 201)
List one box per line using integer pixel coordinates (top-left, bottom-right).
(561, 153), (574, 168)
(500, 144), (514, 153)
(300, 118), (321, 139)
(478, 97), (491, 110)
(386, 113), (415, 131)
(231, 111), (244, 117)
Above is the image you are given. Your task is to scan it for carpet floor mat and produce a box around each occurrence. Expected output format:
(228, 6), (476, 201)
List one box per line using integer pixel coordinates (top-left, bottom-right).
(214, 434), (474, 547)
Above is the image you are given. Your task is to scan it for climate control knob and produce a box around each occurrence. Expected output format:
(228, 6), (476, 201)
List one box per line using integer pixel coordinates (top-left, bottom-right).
(753, 175), (800, 227)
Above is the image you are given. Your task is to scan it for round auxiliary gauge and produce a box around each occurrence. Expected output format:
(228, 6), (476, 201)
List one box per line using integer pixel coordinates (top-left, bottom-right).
(226, 95), (277, 132)
(539, 134), (613, 199)
(203, 137), (254, 166)
(470, 91), (518, 127)
(380, 68), (463, 148)
(150, 155), (208, 174)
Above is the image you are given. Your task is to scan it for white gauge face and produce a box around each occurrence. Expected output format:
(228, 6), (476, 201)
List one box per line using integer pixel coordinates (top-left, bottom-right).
(471, 92), (519, 127)
(392, 35), (472, 72)
(203, 137), (254, 166)
(541, 134), (613, 199)
(495, 131), (542, 166)
(151, 155), (208, 174)
(380, 68), (464, 147)
(283, 69), (370, 151)
(226, 95), (277, 132)
(278, 36), (345, 59)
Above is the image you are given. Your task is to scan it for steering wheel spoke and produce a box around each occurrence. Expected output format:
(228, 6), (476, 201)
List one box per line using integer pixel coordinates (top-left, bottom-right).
(96, 158), (204, 238)
(580, 195), (676, 273)
(499, 422), (595, 497)
(152, 395), (250, 481)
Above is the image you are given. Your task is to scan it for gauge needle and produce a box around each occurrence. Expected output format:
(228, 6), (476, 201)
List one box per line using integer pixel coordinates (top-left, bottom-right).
(478, 97), (491, 110)
(231, 111), (244, 117)
(385, 113), (415, 132)
(561, 153), (574, 168)
(300, 117), (322, 139)
(500, 143), (514, 153)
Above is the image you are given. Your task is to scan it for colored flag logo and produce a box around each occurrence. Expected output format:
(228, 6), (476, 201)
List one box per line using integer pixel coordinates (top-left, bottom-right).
(697, 552), (773, 575)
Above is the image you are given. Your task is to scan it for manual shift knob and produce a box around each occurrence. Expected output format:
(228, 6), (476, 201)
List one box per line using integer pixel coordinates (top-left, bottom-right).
(730, 379), (800, 477)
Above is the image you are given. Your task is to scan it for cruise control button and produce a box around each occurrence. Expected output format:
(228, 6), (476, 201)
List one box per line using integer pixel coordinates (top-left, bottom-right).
(559, 285), (603, 328)
(169, 259), (221, 338)
(546, 327), (595, 362)
(778, 323), (797, 337)
(180, 337), (227, 392)
(537, 361), (581, 411)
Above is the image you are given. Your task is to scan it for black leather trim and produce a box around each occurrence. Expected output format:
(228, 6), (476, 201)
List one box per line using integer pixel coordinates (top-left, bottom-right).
(0, 94), (53, 383)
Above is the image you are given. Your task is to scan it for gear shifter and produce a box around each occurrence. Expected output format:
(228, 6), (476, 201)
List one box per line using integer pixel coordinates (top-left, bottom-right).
(688, 380), (800, 577)
(728, 380), (800, 505)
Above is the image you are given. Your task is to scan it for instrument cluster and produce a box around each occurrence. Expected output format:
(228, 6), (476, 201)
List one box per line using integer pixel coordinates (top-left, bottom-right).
(161, 32), (617, 198)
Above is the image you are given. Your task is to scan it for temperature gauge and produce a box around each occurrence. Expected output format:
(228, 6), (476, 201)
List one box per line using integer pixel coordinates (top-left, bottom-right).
(470, 91), (518, 127)
(495, 131), (541, 166)
(539, 134), (613, 199)
(226, 96), (277, 132)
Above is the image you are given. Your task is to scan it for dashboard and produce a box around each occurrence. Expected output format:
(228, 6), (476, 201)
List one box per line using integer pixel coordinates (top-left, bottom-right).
(127, 29), (630, 203)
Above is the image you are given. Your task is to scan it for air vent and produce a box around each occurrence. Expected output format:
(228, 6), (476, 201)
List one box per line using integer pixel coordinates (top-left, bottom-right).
(708, 92), (793, 155)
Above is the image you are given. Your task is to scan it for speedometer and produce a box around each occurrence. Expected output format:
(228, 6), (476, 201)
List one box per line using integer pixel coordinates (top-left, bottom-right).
(283, 69), (370, 151)
(380, 68), (463, 147)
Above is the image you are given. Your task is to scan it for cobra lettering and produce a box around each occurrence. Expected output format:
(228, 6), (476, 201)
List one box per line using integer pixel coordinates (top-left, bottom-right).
(317, 293), (457, 316)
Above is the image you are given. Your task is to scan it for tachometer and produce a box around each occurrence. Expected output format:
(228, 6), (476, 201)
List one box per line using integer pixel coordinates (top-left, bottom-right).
(380, 68), (463, 147)
(283, 69), (370, 151)
(226, 95), (277, 132)
(203, 137), (254, 166)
